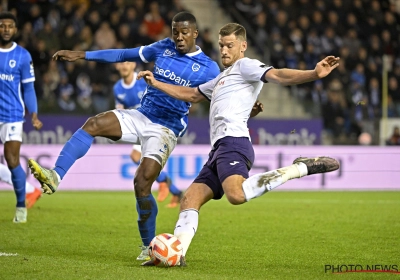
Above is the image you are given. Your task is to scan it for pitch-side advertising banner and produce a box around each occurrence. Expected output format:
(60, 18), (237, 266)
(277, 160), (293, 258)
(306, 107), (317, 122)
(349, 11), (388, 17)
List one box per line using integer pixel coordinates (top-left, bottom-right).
(22, 116), (322, 145)
(0, 145), (398, 191)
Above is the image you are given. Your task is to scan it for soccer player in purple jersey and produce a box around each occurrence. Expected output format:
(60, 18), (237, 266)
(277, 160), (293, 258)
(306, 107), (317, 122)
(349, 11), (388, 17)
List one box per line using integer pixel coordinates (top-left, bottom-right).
(0, 12), (43, 223)
(28, 12), (220, 261)
(138, 23), (340, 266)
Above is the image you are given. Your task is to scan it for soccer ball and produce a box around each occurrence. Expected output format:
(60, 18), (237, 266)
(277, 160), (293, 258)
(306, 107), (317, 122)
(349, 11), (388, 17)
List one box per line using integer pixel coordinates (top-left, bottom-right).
(149, 233), (183, 267)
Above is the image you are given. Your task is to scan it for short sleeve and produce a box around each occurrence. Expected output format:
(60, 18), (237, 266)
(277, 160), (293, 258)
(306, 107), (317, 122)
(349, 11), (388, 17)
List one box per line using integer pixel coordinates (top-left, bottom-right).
(21, 51), (35, 83)
(198, 77), (218, 101)
(139, 38), (170, 63)
(239, 58), (273, 83)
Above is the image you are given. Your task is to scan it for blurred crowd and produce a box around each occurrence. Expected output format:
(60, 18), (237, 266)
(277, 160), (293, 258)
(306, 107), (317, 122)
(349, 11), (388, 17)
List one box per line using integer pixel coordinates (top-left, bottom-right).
(3, 0), (400, 145)
(4, 0), (217, 115)
(225, 0), (400, 144)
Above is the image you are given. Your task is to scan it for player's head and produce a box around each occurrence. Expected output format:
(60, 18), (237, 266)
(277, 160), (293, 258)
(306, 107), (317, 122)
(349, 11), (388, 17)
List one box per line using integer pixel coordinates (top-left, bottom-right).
(171, 12), (198, 54)
(0, 12), (18, 45)
(218, 23), (247, 67)
(116, 61), (137, 79)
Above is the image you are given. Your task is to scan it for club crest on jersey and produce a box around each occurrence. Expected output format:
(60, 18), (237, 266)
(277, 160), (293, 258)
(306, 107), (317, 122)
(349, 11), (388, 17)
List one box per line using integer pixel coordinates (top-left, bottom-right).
(9, 60), (16, 68)
(163, 49), (176, 57)
(192, 63), (200, 72)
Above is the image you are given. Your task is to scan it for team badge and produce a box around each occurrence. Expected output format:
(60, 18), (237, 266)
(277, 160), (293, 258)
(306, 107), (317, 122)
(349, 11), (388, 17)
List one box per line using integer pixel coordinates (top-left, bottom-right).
(9, 60), (16, 68)
(192, 63), (200, 72)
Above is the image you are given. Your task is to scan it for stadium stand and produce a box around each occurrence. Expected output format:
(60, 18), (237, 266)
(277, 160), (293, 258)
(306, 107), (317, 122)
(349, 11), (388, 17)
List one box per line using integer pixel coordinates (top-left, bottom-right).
(4, 0), (400, 145)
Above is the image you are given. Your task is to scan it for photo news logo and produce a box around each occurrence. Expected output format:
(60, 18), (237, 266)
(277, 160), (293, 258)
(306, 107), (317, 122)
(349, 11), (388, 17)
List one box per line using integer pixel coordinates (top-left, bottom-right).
(325, 264), (399, 274)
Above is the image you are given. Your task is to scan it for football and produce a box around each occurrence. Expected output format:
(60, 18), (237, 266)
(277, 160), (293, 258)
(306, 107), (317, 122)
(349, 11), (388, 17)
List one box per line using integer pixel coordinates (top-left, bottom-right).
(149, 233), (183, 267)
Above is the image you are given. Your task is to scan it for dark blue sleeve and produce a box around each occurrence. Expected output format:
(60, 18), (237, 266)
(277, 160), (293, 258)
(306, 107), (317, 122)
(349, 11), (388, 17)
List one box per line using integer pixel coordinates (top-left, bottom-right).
(85, 47), (142, 63)
(22, 82), (37, 114)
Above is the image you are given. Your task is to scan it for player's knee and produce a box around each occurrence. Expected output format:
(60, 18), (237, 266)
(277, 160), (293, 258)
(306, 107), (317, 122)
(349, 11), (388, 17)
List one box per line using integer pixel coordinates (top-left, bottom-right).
(4, 155), (19, 169)
(82, 116), (99, 135)
(225, 192), (246, 205)
(134, 170), (157, 196)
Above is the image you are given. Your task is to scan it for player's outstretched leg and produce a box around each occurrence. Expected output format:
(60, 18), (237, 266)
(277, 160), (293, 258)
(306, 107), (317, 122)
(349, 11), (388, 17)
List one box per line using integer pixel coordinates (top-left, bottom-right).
(28, 128), (95, 194)
(28, 159), (60, 194)
(292, 156), (339, 175)
(242, 156), (339, 201)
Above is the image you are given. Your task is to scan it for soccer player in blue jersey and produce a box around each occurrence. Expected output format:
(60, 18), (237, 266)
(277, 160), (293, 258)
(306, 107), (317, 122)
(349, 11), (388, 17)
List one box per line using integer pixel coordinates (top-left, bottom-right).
(114, 61), (183, 208)
(138, 23), (340, 266)
(28, 12), (220, 261)
(0, 12), (43, 223)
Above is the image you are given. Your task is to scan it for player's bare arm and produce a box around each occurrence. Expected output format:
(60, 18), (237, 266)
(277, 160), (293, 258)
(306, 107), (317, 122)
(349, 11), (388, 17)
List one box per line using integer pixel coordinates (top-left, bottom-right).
(52, 50), (86, 61)
(137, 70), (206, 103)
(265, 56), (340, 86)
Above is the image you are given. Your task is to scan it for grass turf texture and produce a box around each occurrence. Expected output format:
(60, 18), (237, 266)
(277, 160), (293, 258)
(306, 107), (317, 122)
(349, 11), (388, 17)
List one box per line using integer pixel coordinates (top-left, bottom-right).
(0, 191), (399, 280)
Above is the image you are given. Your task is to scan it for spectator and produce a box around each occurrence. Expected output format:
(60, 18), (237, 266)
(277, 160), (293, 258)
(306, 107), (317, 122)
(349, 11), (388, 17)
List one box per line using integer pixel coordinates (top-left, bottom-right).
(57, 74), (76, 112)
(36, 21), (60, 52)
(60, 24), (80, 50)
(386, 126), (400, 145)
(321, 80), (348, 139)
(142, 2), (165, 41)
(94, 22), (116, 50)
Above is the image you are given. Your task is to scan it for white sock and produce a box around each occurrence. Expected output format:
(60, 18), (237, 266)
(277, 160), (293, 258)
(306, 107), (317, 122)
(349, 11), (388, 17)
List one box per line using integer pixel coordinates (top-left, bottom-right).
(174, 209), (199, 256)
(242, 163), (308, 201)
(54, 171), (61, 182)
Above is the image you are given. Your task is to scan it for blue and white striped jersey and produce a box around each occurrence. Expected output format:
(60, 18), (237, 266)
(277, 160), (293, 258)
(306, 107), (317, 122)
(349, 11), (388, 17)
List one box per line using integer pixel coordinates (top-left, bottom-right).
(137, 38), (220, 136)
(113, 72), (147, 109)
(0, 42), (35, 122)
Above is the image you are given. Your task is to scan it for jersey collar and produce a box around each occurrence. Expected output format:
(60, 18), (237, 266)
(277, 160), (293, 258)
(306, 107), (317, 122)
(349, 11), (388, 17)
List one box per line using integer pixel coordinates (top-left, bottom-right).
(185, 46), (202, 57)
(121, 72), (137, 89)
(0, 42), (17, 52)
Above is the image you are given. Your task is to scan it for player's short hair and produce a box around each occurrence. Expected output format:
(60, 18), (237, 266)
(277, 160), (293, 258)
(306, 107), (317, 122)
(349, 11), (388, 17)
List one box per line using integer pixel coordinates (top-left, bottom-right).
(172, 12), (197, 29)
(0, 12), (18, 26)
(219, 23), (246, 41)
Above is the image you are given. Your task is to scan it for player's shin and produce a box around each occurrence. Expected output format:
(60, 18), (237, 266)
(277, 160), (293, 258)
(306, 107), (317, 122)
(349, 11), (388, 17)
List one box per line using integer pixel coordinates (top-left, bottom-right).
(10, 165), (26, 207)
(136, 194), (158, 246)
(174, 209), (199, 256)
(54, 128), (94, 179)
(242, 163), (308, 201)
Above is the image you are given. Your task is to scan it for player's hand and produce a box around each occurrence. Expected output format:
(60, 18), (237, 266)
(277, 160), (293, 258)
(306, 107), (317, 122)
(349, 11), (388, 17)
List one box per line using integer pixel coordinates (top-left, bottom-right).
(52, 50), (85, 61)
(315, 56), (340, 78)
(137, 70), (157, 87)
(31, 113), (43, 130)
(250, 101), (264, 118)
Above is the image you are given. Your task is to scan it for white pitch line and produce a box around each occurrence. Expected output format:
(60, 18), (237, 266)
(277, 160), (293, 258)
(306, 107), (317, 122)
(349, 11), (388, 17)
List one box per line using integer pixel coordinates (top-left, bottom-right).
(0, 252), (18, 257)
(266, 199), (400, 204)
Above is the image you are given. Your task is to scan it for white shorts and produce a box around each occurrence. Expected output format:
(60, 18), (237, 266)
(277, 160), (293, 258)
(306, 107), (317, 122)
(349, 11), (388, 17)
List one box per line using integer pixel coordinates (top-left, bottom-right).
(0, 122), (23, 143)
(112, 109), (177, 168)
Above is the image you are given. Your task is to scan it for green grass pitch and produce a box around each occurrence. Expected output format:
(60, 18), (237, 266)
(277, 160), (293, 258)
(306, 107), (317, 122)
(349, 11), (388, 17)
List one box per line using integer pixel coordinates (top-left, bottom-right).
(1, 191), (399, 280)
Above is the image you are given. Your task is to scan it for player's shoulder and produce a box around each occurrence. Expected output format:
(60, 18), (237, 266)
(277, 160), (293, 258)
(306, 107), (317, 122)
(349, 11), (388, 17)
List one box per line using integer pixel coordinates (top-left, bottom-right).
(155, 38), (175, 48)
(237, 57), (263, 66)
(113, 79), (123, 90)
(15, 44), (31, 56)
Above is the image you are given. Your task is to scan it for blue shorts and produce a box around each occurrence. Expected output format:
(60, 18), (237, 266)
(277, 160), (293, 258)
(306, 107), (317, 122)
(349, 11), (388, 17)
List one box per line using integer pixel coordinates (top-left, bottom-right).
(193, 136), (255, 200)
